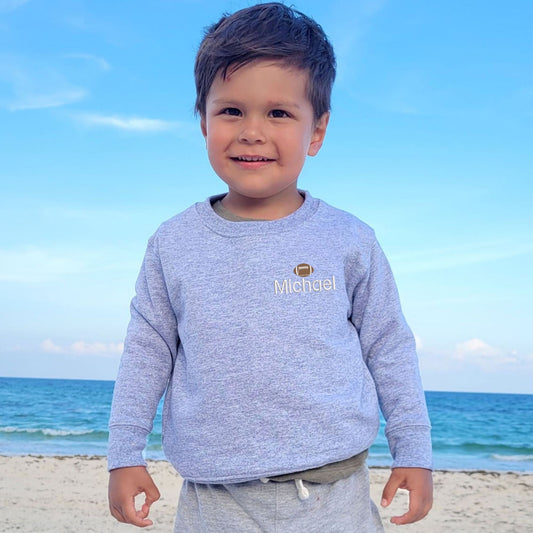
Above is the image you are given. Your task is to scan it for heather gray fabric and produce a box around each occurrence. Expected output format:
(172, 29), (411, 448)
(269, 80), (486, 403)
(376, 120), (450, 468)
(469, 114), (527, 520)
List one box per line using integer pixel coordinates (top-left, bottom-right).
(213, 197), (370, 485)
(108, 191), (432, 482)
(174, 464), (385, 532)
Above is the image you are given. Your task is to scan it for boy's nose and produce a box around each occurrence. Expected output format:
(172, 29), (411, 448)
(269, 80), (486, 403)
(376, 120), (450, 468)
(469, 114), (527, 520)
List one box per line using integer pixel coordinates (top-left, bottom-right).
(238, 117), (266, 144)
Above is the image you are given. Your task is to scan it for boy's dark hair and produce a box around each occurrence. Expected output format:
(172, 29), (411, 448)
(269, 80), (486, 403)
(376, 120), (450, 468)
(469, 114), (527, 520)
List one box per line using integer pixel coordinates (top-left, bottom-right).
(194, 2), (336, 121)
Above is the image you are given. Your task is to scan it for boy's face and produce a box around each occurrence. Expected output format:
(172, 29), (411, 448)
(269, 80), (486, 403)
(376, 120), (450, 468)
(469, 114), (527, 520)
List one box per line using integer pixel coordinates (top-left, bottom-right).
(201, 60), (329, 217)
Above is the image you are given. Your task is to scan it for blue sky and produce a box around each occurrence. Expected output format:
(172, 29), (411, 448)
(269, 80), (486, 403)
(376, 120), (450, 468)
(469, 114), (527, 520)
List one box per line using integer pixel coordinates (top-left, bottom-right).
(1, 0), (532, 393)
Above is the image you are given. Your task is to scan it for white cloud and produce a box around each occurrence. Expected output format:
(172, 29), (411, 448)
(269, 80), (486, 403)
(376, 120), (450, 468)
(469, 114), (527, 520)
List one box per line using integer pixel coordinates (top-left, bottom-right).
(451, 338), (533, 369)
(41, 339), (63, 354)
(8, 88), (86, 110)
(70, 340), (123, 355)
(0, 0), (31, 14)
(73, 112), (185, 133)
(64, 53), (111, 71)
(41, 339), (123, 357)
(0, 54), (87, 110)
(74, 114), (179, 132)
(418, 339), (533, 393)
(454, 338), (501, 360)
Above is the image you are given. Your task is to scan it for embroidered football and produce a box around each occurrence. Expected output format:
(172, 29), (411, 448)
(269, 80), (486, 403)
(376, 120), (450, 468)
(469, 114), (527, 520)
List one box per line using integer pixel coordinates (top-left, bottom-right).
(293, 263), (314, 277)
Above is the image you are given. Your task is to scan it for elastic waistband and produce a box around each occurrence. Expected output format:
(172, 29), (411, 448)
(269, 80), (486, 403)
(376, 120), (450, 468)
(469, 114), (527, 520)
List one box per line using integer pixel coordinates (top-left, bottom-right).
(262, 449), (368, 485)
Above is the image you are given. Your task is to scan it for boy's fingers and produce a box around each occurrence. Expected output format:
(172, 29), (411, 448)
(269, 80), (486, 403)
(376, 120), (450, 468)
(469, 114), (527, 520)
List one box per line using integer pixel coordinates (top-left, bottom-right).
(113, 499), (154, 527)
(391, 510), (416, 525)
(390, 494), (432, 525)
(390, 503), (421, 525)
(146, 481), (161, 504)
(141, 478), (161, 514)
(380, 475), (400, 507)
(125, 485), (160, 526)
(385, 469), (433, 525)
(109, 490), (159, 526)
(141, 500), (156, 515)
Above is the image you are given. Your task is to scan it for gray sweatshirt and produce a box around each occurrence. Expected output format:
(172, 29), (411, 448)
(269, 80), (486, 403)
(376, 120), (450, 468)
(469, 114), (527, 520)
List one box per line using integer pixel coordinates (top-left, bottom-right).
(108, 192), (432, 483)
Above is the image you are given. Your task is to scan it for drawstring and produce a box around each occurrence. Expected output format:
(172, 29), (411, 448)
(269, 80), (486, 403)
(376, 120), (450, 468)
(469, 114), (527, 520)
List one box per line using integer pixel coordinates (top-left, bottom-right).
(295, 479), (310, 500)
(259, 478), (310, 500)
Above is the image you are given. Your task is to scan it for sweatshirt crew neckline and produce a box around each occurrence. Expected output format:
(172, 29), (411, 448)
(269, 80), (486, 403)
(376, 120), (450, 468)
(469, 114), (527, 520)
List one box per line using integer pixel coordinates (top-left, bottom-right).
(195, 190), (320, 237)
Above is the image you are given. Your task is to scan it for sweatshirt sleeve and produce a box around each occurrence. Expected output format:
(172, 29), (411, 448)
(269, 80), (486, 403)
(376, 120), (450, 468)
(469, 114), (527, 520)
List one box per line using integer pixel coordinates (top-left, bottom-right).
(351, 236), (432, 470)
(107, 233), (178, 471)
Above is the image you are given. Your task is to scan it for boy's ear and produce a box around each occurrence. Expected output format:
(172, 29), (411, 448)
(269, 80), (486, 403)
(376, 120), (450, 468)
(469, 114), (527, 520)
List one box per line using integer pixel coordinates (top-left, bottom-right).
(200, 116), (207, 138)
(307, 112), (330, 157)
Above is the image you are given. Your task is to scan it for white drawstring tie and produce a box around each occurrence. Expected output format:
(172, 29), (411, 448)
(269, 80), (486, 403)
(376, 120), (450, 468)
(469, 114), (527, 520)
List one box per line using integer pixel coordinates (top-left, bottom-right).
(295, 479), (310, 500)
(259, 477), (310, 500)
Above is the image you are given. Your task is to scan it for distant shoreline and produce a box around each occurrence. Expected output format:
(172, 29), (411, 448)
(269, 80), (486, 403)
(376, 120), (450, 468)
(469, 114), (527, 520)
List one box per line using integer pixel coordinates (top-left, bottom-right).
(3, 374), (532, 395)
(1, 453), (532, 476)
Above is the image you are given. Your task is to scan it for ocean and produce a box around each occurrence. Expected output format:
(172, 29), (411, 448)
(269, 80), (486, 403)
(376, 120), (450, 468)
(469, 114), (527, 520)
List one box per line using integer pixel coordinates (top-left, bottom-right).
(1, 377), (532, 472)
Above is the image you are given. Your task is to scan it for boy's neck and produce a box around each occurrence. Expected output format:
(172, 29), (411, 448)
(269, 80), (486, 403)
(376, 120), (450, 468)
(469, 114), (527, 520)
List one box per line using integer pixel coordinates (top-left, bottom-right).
(220, 190), (305, 221)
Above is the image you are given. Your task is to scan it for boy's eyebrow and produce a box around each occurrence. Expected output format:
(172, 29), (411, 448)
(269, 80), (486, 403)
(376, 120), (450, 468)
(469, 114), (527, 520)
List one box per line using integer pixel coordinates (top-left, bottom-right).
(210, 98), (302, 110)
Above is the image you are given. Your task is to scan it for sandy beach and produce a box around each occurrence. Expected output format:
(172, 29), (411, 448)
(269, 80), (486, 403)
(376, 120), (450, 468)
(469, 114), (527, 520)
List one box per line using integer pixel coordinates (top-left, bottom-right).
(1, 455), (532, 532)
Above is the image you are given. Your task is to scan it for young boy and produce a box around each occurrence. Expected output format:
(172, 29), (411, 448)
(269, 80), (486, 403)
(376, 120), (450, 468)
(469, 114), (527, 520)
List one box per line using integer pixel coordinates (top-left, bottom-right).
(108, 3), (433, 531)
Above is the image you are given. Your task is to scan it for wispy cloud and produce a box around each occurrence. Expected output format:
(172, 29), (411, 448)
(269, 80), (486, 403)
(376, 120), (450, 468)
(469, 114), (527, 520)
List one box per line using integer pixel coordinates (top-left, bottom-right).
(73, 112), (190, 133)
(0, 0), (31, 14)
(0, 246), (134, 283)
(0, 54), (87, 110)
(8, 89), (86, 110)
(324, 0), (387, 82)
(64, 53), (111, 71)
(323, 1), (434, 116)
(392, 239), (533, 274)
(41, 338), (123, 357)
(62, 13), (130, 46)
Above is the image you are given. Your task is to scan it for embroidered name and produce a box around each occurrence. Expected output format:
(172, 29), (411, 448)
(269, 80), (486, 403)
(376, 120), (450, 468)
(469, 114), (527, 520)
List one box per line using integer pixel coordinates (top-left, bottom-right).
(274, 277), (336, 294)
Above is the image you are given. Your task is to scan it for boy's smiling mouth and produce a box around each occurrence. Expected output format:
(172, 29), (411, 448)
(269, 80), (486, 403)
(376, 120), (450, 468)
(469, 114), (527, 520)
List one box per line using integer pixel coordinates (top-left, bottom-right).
(231, 155), (275, 162)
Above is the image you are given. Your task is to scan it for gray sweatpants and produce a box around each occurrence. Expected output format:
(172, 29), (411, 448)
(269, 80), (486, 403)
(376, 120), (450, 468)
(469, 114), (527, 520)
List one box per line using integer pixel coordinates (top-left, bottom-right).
(174, 465), (385, 532)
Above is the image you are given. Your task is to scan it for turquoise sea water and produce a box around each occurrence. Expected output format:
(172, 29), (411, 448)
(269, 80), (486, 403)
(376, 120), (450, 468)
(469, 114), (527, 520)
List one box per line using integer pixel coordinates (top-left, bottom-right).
(1, 377), (532, 472)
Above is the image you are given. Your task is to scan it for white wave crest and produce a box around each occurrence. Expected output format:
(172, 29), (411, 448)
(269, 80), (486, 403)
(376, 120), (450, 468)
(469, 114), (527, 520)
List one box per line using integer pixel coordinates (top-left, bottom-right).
(0, 426), (96, 436)
(491, 454), (533, 462)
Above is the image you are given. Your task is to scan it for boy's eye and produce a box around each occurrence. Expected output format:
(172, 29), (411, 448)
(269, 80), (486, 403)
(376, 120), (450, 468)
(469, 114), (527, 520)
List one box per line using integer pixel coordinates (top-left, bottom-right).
(270, 109), (290, 118)
(221, 107), (241, 116)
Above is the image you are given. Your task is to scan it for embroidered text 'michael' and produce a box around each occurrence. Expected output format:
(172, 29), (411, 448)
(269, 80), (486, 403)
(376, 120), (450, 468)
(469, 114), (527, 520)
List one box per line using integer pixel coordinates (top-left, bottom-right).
(275, 264), (336, 295)
(274, 277), (337, 294)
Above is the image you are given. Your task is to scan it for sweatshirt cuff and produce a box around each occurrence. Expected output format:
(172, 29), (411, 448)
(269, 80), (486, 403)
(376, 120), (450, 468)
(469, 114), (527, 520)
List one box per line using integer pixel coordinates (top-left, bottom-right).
(107, 425), (150, 471)
(387, 425), (433, 470)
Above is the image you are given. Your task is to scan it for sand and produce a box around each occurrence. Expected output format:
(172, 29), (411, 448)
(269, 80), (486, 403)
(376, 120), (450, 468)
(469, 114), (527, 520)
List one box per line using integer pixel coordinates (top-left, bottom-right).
(1, 455), (532, 532)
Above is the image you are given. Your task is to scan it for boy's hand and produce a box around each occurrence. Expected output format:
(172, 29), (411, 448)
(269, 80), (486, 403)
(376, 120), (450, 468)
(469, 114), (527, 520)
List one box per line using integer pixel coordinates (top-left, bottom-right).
(108, 466), (161, 527)
(381, 467), (433, 525)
